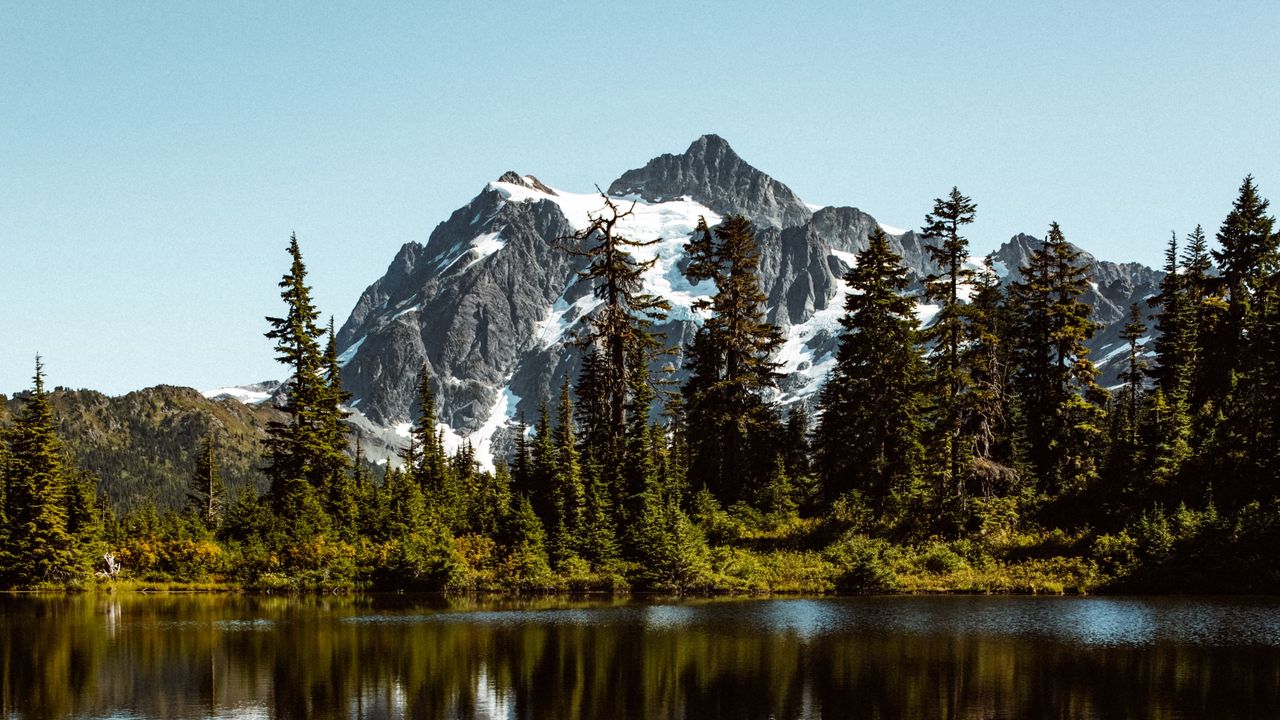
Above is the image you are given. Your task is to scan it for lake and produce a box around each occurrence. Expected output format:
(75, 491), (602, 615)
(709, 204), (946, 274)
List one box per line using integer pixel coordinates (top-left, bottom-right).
(1, 594), (1277, 719)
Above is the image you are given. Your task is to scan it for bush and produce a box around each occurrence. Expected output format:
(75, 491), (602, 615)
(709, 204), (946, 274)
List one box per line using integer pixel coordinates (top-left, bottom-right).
(824, 533), (897, 593)
(919, 543), (969, 574)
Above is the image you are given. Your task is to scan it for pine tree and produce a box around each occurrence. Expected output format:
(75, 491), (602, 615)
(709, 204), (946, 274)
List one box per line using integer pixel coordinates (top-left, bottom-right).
(3, 359), (81, 586)
(562, 194), (671, 462)
(502, 494), (554, 590)
(781, 405), (819, 511)
(511, 412), (532, 496)
(551, 377), (585, 560)
(1211, 176), (1276, 356)
(65, 468), (104, 572)
(1008, 224), (1105, 495)
(680, 215), (784, 506)
(964, 257), (1011, 466)
(0, 431), (10, 572)
(1118, 303), (1148, 446)
(410, 366), (447, 496)
(318, 317), (356, 538)
(529, 399), (557, 528)
(1150, 234), (1191, 398)
(1181, 225), (1222, 413)
(1209, 179), (1280, 508)
(263, 233), (331, 538)
(814, 228), (926, 513)
(920, 188), (979, 503)
(186, 434), (226, 529)
(1144, 237), (1194, 489)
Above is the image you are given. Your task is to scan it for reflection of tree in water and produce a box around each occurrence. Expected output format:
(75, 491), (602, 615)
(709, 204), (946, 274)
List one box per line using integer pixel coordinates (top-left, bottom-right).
(0, 595), (1277, 719)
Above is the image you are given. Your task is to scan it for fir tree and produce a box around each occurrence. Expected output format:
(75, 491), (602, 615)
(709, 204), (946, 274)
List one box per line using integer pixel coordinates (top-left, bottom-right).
(815, 228), (926, 513)
(1008, 224), (1105, 495)
(502, 495), (554, 590)
(920, 188), (979, 503)
(3, 359), (81, 586)
(1180, 225), (1222, 413)
(963, 257), (1011, 465)
(411, 366), (447, 496)
(1150, 234), (1191, 398)
(551, 377), (585, 560)
(186, 434), (226, 529)
(263, 233), (331, 538)
(1211, 176), (1276, 355)
(318, 317), (356, 537)
(680, 215), (784, 506)
(529, 399), (557, 528)
(562, 194), (671, 461)
(1118, 303), (1148, 446)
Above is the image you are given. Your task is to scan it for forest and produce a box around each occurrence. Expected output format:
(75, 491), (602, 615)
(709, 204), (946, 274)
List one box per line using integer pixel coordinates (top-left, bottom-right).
(1, 178), (1277, 594)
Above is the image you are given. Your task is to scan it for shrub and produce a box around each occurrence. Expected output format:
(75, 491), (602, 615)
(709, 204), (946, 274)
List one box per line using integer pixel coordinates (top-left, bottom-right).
(824, 533), (897, 593)
(919, 543), (969, 574)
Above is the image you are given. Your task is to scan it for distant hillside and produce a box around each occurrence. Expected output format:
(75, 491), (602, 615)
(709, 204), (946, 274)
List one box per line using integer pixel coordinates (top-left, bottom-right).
(4, 385), (282, 512)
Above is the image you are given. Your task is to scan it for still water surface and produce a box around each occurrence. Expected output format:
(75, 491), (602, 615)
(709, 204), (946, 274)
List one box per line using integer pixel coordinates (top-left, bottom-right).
(2, 594), (1278, 719)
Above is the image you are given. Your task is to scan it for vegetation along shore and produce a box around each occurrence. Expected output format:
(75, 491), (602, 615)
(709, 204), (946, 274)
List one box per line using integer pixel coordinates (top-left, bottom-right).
(2, 179), (1278, 596)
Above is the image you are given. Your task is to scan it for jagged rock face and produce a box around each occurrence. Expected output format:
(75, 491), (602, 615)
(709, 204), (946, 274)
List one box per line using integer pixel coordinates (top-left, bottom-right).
(337, 186), (583, 431)
(988, 233), (1163, 383)
(608, 134), (813, 230)
(335, 137), (1162, 464)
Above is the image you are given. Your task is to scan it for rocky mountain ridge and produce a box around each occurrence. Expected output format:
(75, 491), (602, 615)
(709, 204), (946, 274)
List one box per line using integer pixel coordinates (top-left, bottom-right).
(332, 135), (1162, 468)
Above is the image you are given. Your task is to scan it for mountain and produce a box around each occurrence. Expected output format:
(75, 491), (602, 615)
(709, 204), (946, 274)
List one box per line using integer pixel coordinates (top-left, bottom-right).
(4, 385), (283, 512)
(335, 135), (1162, 468)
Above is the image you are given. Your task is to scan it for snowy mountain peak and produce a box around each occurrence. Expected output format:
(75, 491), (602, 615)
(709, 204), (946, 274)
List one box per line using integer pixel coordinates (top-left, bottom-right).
(496, 171), (558, 196)
(607, 135), (813, 230)
(333, 138), (1162, 471)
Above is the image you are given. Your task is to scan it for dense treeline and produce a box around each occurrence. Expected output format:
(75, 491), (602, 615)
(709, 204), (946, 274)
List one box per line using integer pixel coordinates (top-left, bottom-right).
(2, 181), (1278, 592)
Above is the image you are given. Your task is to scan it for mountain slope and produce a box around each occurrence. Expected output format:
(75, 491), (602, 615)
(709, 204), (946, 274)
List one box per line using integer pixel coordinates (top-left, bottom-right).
(336, 136), (1162, 467)
(4, 385), (283, 512)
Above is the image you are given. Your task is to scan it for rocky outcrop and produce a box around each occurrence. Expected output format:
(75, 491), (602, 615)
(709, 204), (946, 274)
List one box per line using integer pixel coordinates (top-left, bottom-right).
(608, 134), (812, 230)
(335, 136), (1162, 462)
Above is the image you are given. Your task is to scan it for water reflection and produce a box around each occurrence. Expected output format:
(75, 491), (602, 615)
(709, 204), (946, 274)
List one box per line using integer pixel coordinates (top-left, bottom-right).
(1, 595), (1277, 719)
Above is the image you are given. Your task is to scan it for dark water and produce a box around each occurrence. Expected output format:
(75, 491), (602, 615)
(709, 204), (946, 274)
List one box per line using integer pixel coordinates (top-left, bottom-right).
(2, 594), (1278, 719)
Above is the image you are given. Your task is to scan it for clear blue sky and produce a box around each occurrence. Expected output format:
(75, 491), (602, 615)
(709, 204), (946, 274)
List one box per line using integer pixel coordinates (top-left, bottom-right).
(3, 2), (1277, 396)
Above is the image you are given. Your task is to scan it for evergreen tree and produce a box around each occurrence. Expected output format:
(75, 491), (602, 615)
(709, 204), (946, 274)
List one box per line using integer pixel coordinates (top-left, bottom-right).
(680, 215), (784, 506)
(263, 233), (330, 538)
(1209, 179), (1280, 508)
(562, 194), (671, 462)
(781, 405), (819, 511)
(551, 377), (585, 560)
(65, 468), (104, 572)
(1150, 234), (1190, 397)
(920, 188), (979, 503)
(1008, 224), (1105, 495)
(318, 318), (357, 538)
(815, 228), (926, 513)
(3, 359), (82, 586)
(1118, 303), (1148, 446)
(1181, 225), (1222, 413)
(529, 399), (557, 527)
(502, 495), (554, 590)
(186, 434), (226, 529)
(963, 257), (1011, 466)
(1211, 176), (1276, 357)
(411, 366), (448, 496)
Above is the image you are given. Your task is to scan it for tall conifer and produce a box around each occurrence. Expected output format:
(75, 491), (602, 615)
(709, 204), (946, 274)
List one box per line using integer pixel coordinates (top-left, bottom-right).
(680, 215), (784, 505)
(814, 229), (926, 512)
(920, 188), (979, 502)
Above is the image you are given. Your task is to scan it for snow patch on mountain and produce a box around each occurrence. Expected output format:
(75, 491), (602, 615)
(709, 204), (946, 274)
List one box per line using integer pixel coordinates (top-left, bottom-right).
(464, 231), (506, 269)
(338, 335), (366, 367)
(493, 178), (724, 340)
(201, 381), (280, 405)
